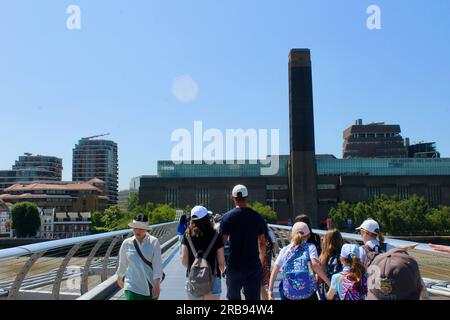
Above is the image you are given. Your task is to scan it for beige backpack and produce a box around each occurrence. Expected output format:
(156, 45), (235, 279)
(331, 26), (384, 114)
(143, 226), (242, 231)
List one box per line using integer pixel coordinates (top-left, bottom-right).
(186, 232), (219, 295)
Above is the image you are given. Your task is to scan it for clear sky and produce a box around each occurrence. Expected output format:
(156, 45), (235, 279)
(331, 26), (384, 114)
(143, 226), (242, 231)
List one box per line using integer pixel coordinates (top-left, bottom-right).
(1, 0), (449, 190)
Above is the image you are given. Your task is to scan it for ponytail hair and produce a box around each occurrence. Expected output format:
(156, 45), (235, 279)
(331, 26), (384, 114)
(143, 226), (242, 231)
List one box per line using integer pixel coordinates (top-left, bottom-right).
(346, 255), (366, 287)
(374, 229), (385, 243)
(291, 232), (306, 248)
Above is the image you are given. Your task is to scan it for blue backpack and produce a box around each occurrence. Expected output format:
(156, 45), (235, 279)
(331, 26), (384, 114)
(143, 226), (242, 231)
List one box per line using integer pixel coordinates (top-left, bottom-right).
(281, 243), (316, 300)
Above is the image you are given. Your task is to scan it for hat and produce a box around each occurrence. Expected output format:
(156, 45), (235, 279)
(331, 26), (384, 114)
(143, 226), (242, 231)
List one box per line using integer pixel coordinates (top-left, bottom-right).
(191, 206), (209, 220)
(207, 210), (213, 216)
(367, 248), (422, 300)
(356, 219), (380, 234)
(291, 222), (310, 236)
(128, 213), (151, 231)
(232, 184), (248, 198)
(340, 244), (361, 260)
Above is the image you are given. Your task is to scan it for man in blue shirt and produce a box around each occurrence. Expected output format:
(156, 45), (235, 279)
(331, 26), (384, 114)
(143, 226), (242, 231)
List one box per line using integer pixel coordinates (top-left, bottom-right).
(220, 184), (266, 300)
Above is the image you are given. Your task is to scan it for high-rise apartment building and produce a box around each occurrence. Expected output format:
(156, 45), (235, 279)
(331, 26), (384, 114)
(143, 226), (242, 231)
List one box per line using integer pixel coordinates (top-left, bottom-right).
(72, 136), (118, 205)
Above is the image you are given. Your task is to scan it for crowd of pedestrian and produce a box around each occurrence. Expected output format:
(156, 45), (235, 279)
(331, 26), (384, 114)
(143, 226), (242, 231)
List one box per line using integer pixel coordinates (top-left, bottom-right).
(116, 184), (440, 301)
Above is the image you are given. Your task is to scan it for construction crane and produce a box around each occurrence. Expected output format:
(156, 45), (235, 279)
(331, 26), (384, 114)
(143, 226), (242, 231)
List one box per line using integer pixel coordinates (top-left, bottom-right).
(82, 133), (111, 140)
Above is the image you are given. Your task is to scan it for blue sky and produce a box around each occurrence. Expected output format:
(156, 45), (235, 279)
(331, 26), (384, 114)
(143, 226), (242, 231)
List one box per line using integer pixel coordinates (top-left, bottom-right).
(1, 0), (449, 190)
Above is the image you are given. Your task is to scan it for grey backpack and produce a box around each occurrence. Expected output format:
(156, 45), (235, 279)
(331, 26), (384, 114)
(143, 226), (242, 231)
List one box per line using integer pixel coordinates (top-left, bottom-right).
(186, 232), (219, 295)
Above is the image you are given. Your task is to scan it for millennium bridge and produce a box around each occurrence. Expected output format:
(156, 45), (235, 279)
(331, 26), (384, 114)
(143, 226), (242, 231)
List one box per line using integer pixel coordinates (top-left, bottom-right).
(0, 222), (449, 300)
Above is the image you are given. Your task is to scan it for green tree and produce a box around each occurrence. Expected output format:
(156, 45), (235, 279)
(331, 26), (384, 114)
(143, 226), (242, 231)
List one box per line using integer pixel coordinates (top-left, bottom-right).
(101, 205), (125, 229)
(427, 206), (450, 233)
(329, 194), (450, 235)
(148, 204), (176, 225)
(126, 192), (140, 212)
(91, 211), (105, 228)
(11, 202), (41, 237)
(329, 201), (352, 231)
(248, 202), (277, 223)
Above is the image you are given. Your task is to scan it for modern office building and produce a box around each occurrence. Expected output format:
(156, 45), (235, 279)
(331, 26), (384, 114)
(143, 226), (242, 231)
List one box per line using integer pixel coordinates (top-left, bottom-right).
(132, 49), (450, 226)
(0, 154), (63, 193)
(0, 181), (109, 213)
(0, 169), (59, 193)
(343, 119), (408, 158)
(134, 156), (450, 224)
(72, 135), (119, 205)
(13, 154), (63, 180)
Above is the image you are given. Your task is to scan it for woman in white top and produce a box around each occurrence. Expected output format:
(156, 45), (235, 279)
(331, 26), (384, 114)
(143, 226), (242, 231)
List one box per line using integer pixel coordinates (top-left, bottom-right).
(116, 214), (163, 300)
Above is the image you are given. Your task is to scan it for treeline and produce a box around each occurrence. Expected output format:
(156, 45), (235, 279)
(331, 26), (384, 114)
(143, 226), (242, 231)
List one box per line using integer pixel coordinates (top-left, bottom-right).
(92, 193), (278, 233)
(91, 193), (177, 232)
(329, 194), (450, 235)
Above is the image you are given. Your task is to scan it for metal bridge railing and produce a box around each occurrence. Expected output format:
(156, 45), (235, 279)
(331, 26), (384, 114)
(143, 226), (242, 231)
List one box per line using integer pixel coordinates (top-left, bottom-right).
(0, 221), (177, 300)
(268, 224), (450, 298)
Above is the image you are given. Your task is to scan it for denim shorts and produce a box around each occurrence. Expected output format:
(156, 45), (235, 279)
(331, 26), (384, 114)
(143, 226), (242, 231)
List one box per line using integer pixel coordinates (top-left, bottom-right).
(186, 276), (222, 298)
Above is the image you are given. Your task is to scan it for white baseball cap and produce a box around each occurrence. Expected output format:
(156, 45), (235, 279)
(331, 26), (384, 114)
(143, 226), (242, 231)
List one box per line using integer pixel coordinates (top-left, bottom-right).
(232, 184), (248, 198)
(191, 206), (209, 220)
(356, 219), (380, 234)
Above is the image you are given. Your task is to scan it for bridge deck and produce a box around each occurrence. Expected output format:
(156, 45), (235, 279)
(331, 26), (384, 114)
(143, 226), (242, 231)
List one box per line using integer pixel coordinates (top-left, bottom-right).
(110, 242), (282, 300)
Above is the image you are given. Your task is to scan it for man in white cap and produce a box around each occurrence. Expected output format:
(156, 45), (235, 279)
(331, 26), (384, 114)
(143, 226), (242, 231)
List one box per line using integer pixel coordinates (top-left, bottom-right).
(116, 213), (163, 300)
(220, 184), (266, 300)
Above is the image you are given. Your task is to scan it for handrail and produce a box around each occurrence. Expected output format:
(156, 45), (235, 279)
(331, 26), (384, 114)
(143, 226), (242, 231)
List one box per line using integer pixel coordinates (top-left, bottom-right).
(0, 221), (178, 300)
(0, 222), (176, 260)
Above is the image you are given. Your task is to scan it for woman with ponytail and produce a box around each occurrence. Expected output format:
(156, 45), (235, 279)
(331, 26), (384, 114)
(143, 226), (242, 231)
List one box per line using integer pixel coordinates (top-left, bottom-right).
(356, 219), (398, 268)
(326, 244), (368, 300)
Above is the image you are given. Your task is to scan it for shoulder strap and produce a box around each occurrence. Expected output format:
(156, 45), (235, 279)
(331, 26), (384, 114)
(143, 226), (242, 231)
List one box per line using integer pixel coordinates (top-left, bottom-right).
(186, 232), (219, 260)
(133, 238), (153, 268)
(185, 234), (198, 257)
(204, 232), (219, 259)
(133, 238), (166, 282)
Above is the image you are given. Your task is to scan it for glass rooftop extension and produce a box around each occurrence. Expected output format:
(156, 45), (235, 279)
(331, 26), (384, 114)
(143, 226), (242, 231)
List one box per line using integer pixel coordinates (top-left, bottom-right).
(153, 156), (450, 178)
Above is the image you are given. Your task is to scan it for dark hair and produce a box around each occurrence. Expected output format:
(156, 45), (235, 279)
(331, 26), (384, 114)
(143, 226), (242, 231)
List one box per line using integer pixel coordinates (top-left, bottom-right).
(319, 229), (344, 267)
(187, 215), (214, 238)
(295, 214), (313, 231)
(134, 213), (148, 223)
(179, 214), (187, 225)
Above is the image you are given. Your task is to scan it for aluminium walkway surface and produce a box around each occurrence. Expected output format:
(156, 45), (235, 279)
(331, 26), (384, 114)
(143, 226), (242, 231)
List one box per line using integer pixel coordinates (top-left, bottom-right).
(110, 242), (282, 300)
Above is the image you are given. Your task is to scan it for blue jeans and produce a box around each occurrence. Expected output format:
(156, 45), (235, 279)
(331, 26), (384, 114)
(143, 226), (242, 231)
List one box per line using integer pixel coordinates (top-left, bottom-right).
(226, 267), (263, 300)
